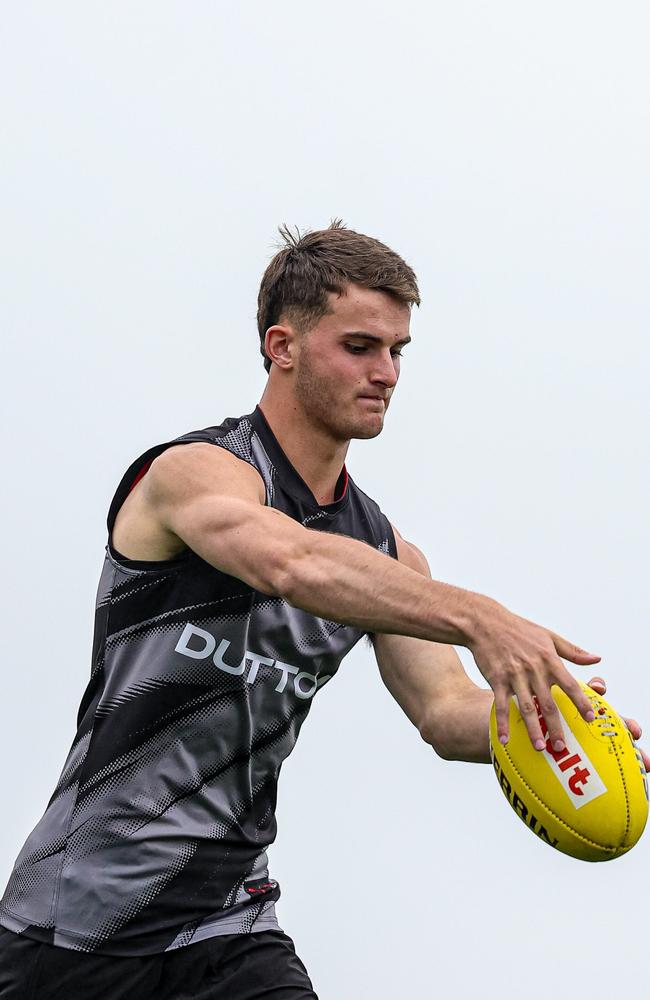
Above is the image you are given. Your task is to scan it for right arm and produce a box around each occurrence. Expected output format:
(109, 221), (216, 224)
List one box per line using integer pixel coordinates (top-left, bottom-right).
(142, 443), (601, 747)
(144, 443), (480, 643)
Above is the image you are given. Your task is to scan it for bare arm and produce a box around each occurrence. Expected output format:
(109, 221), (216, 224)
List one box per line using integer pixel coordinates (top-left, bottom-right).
(143, 442), (601, 750)
(374, 529), (493, 763)
(144, 443), (484, 642)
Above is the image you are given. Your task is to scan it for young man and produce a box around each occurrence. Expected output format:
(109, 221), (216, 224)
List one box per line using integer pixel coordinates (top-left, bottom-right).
(0, 223), (640, 998)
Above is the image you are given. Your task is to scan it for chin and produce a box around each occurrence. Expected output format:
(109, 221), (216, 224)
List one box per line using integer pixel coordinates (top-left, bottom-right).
(346, 415), (385, 441)
(352, 428), (383, 441)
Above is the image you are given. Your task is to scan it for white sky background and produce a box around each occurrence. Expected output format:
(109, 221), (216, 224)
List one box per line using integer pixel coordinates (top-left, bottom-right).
(1, 2), (649, 996)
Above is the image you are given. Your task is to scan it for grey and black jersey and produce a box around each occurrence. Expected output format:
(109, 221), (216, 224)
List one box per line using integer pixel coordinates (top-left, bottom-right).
(0, 407), (397, 955)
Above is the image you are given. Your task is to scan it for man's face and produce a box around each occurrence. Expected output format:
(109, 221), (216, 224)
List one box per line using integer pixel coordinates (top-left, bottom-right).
(291, 284), (411, 442)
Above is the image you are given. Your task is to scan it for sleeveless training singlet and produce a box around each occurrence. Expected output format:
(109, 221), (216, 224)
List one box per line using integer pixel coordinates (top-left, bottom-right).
(0, 407), (397, 956)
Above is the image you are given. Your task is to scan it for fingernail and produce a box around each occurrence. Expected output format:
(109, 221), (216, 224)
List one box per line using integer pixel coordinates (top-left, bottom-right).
(552, 740), (565, 752)
(585, 711), (595, 722)
(534, 739), (545, 751)
(499, 735), (508, 745)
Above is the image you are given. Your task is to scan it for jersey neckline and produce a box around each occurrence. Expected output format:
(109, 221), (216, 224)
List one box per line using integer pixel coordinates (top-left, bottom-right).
(249, 406), (350, 515)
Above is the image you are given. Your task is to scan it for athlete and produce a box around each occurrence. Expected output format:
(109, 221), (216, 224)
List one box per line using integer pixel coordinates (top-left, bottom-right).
(0, 222), (644, 998)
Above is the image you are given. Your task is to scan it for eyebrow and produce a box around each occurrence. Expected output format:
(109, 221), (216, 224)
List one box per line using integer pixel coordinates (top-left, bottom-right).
(344, 331), (412, 347)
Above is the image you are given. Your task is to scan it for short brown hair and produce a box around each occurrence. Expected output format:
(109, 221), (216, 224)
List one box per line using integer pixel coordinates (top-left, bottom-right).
(257, 220), (420, 371)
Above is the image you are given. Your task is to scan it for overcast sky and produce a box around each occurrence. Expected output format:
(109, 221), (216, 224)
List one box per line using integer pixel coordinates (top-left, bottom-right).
(1, 3), (649, 997)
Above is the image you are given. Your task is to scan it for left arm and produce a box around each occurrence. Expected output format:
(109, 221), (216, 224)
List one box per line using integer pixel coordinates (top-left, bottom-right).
(377, 529), (649, 769)
(373, 527), (493, 763)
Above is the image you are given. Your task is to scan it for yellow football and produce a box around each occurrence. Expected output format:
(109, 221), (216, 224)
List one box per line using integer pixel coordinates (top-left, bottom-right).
(489, 683), (648, 861)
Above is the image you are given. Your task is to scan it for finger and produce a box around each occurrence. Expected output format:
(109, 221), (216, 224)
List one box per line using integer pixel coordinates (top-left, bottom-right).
(640, 748), (650, 772)
(622, 716), (642, 740)
(549, 632), (600, 665)
(494, 686), (512, 746)
(511, 681), (547, 751)
(556, 668), (597, 723)
(527, 679), (569, 753)
(587, 676), (607, 694)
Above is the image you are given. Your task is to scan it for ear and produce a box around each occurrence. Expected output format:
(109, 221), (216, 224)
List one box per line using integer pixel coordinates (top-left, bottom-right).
(265, 324), (296, 370)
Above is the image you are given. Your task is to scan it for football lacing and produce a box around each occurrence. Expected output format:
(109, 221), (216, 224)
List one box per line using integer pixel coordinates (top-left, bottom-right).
(597, 711), (618, 737)
(587, 696), (618, 737)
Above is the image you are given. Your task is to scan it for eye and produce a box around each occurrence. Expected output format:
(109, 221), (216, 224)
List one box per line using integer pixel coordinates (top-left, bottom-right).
(345, 344), (368, 354)
(390, 348), (404, 358)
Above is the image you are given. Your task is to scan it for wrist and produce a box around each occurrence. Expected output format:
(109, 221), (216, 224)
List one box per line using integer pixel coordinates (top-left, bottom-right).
(455, 591), (504, 649)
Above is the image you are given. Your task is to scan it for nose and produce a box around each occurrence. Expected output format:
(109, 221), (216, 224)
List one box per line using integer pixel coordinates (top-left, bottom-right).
(370, 348), (399, 389)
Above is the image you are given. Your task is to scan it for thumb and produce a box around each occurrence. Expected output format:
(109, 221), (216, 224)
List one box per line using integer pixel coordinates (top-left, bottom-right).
(550, 632), (601, 664)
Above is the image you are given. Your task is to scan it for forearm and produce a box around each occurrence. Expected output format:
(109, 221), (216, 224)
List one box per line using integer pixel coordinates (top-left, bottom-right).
(421, 687), (494, 764)
(375, 629), (494, 764)
(181, 497), (495, 647)
(279, 527), (493, 647)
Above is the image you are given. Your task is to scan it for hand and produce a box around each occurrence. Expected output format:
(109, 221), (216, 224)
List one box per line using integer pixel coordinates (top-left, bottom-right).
(586, 675), (650, 771)
(468, 598), (601, 753)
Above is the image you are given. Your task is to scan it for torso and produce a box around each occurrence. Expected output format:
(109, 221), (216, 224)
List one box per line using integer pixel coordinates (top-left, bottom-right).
(0, 407), (398, 956)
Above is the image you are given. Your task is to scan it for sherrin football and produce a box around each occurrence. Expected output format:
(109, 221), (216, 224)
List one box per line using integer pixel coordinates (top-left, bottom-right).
(489, 682), (648, 861)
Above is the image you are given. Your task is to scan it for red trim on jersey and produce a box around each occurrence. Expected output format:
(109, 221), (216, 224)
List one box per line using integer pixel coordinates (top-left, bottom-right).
(245, 883), (275, 895)
(128, 461), (153, 495)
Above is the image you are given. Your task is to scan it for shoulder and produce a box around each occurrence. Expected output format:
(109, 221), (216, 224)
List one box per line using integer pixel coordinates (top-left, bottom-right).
(391, 523), (431, 577)
(145, 440), (266, 507)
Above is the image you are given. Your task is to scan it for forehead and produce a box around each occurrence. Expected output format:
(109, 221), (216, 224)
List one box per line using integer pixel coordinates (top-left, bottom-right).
(319, 284), (411, 339)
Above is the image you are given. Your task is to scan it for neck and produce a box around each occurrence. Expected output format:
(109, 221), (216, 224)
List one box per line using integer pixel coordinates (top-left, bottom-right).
(258, 387), (349, 506)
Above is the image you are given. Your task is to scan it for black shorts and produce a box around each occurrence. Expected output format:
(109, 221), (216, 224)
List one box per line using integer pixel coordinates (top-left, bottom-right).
(0, 926), (318, 1000)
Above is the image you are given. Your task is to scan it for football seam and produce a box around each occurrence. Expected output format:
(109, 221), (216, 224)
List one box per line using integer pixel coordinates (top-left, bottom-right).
(500, 743), (619, 854)
(584, 692), (632, 845)
(608, 713), (631, 844)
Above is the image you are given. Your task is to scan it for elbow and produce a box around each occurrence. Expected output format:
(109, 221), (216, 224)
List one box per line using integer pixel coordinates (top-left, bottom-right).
(258, 551), (295, 599)
(236, 539), (298, 598)
(423, 738), (458, 763)
(264, 545), (313, 604)
(269, 539), (328, 607)
(419, 713), (459, 761)
(245, 521), (319, 598)
(419, 695), (493, 765)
